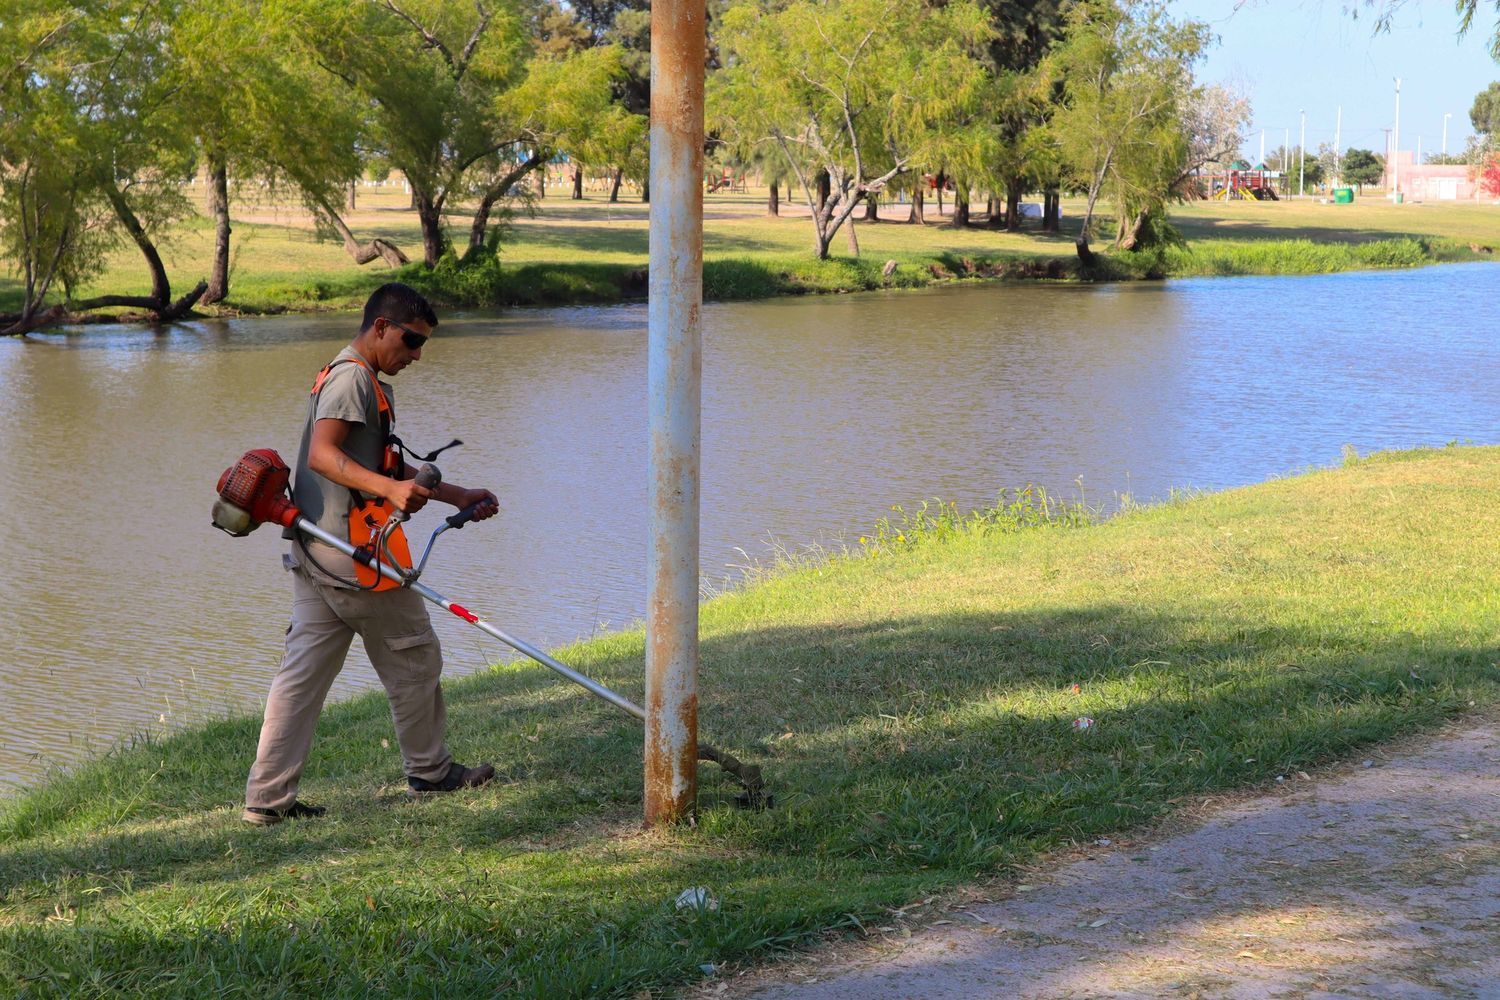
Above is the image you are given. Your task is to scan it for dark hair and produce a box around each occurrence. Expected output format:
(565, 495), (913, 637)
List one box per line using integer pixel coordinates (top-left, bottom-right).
(360, 282), (438, 333)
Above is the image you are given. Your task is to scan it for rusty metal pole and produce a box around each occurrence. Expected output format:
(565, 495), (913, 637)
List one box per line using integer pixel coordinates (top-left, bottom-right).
(644, 0), (706, 826)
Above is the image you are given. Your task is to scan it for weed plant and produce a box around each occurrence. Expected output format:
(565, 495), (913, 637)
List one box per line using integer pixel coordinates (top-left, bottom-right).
(3, 447), (1499, 997)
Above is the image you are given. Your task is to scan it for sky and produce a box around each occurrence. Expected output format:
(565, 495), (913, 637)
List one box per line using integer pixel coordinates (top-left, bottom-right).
(1179, 0), (1500, 160)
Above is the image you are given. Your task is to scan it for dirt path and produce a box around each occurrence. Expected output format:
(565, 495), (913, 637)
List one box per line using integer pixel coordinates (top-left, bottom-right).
(708, 714), (1500, 999)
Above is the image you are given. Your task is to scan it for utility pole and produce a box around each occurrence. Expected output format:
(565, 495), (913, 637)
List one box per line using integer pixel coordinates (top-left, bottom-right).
(1334, 105), (1343, 187)
(1284, 127), (1290, 195)
(1393, 77), (1402, 202)
(1443, 112), (1452, 156)
(1259, 129), (1265, 166)
(1298, 109), (1307, 196)
(645, 0), (705, 827)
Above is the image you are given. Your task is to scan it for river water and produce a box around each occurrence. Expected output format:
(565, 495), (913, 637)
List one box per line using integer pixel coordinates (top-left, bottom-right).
(2, 263), (1496, 792)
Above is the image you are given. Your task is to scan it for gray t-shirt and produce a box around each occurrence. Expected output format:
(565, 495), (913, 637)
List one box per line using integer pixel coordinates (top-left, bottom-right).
(285, 346), (398, 586)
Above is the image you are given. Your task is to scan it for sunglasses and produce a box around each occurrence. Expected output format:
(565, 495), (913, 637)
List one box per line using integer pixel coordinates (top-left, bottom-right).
(385, 319), (428, 351)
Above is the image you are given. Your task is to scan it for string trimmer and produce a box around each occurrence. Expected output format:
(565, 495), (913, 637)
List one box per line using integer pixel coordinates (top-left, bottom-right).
(211, 448), (769, 808)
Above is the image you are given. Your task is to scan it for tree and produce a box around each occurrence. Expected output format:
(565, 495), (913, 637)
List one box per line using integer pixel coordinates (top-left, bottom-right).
(711, 0), (993, 259)
(1050, 0), (1212, 262)
(286, 0), (563, 267)
(1476, 153), (1500, 197)
(0, 5), (113, 334)
(1342, 148), (1384, 190)
(1472, 81), (1500, 142)
(173, 0), (405, 304)
(1112, 81), (1248, 248)
(3, 0), (210, 330)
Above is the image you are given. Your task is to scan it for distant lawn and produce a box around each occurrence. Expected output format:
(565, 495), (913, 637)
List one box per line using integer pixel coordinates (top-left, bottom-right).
(3, 185), (1499, 317)
(3, 447), (1500, 997)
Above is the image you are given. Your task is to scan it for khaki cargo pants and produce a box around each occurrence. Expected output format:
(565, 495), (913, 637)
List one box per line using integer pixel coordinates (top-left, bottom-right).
(245, 563), (453, 811)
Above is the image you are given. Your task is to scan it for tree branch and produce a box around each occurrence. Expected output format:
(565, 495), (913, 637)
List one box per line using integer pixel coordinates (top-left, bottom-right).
(378, 0), (456, 71)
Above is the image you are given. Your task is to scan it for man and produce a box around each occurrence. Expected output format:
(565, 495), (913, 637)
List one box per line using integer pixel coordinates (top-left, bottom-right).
(243, 282), (500, 826)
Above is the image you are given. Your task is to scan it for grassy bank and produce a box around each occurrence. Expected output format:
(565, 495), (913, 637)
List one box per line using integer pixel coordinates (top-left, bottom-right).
(3, 447), (1499, 997)
(3, 189), (1497, 320)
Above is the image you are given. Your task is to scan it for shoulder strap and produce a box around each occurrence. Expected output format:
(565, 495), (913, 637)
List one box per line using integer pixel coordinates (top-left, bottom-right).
(310, 356), (391, 421)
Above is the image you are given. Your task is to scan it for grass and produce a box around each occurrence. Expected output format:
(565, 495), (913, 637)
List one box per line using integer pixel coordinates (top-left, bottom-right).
(3, 445), (1500, 997)
(4, 185), (1498, 318)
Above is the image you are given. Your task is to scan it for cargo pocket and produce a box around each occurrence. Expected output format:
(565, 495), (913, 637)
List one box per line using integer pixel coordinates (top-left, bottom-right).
(383, 626), (441, 684)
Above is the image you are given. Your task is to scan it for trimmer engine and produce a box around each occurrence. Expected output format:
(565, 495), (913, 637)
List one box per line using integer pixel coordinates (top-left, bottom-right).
(212, 448), (300, 536)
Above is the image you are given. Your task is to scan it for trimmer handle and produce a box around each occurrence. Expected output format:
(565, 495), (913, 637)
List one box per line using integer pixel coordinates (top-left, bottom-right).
(445, 503), (483, 530)
(399, 463), (442, 522)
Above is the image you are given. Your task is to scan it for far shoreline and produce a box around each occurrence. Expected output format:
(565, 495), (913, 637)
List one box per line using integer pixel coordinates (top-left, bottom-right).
(10, 234), (1493, 334)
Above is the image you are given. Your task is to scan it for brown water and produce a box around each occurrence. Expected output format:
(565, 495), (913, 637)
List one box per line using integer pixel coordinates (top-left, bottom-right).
(3, 265), (1497, 792)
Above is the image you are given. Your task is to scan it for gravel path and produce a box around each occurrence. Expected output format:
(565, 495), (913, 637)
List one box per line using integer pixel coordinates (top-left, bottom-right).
(710, 714), (1500, 1000)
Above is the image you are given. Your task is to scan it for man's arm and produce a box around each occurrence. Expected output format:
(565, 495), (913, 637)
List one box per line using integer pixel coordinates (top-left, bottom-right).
(308, 418), (431, 514)
(392, 463), (500, 522)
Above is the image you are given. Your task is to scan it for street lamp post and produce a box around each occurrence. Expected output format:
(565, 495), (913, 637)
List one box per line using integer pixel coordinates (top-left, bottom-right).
(1393, 77), (1402, 202)
(1298, 109), (1306, 197)
(1443, 112), (1452, 156)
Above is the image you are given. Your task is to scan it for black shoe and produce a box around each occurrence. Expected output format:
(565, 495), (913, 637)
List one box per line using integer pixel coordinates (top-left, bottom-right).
(407, 761), (495, 795)
(241, 800), (327, 826)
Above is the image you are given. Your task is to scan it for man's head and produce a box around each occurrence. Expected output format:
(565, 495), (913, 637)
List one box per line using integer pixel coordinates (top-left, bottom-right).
(356, 282), (439, 376)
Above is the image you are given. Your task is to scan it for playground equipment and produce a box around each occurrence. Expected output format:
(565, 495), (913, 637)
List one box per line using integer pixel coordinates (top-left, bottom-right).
(1208, 169), (1281, 201)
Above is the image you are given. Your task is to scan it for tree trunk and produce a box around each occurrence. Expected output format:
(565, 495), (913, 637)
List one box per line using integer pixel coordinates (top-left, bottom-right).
(311, 195), (409, 267)
(845, 211), (859, 255)
(346, 180), (356, 212)
(469, 153), (545, 251)
(1117, 207), (1151, 251)
(864, 193), (878, 221)
(538, 169), (545, 199)
(609, 166), (624, 203)
(203, 153), (232, 305)
(81, 182), (207, 319)
(935, 171), (945, 216)
(1043, 188), (1060, 233)
(572, 169), (583, 200)
(414, 190), (445, 267)
(953, 185), (969, 227)
(1006, 185), (1023, 232)
(641, 177), (649, 203)
(908, 185), (925, 225)
(767, 180), (779, 216)
(103, 183), (172, 307)
(816, 170), (830, 215)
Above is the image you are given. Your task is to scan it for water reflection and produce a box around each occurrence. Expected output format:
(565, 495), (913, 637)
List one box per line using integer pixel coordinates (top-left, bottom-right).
(2, 264), (1496, 790)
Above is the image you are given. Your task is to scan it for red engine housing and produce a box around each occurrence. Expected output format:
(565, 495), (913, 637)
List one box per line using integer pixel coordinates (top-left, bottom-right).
(213, 448), (300, 536)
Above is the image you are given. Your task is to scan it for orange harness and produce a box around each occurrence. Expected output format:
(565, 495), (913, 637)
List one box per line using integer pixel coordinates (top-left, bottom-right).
(310, 357), (411, 591)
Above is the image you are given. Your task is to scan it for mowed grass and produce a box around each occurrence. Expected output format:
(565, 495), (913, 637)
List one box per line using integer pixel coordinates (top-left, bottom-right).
(3, 446), (1499, 997)
(5, 185), (1499, 317)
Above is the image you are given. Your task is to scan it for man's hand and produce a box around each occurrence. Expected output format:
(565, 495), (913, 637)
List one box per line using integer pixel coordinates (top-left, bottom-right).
(452, 487), (499, 522)
(385, 477), (434, 515)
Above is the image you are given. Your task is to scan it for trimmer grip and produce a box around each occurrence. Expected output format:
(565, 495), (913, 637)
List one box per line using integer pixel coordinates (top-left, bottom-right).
(399, 464), (442, 522)
(446, 503), (482, 530)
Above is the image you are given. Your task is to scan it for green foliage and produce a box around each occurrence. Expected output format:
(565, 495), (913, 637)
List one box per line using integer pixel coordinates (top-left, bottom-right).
(1049, 0), (1213, 246)
(857, 487), (1096, 554)
(1340, 148), (1385, 188)
(712, 0), (994, 258)
(1161, 237), (1436, 276)
(1472, 80), (1500, 138)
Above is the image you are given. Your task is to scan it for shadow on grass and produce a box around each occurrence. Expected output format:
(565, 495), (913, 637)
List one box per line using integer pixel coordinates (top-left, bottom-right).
(4, 598), (1494, 879)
